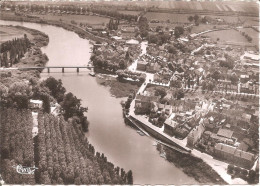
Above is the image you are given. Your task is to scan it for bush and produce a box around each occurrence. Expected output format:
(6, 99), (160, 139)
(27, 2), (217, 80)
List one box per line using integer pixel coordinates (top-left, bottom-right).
(71, 20), (77, 25)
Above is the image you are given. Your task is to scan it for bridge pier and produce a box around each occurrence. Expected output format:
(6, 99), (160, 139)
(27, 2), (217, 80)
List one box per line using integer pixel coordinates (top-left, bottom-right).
(47, 68), (50, 73)
(77, 68), (79, 73)
(62, 67), (64, 73)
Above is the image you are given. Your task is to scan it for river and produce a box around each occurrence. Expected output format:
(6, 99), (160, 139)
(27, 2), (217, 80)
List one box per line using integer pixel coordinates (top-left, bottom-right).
(0, 20), (197, 184)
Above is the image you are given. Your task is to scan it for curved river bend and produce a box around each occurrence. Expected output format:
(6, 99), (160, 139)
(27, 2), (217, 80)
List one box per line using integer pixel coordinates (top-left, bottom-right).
(0, 20), (197, 184)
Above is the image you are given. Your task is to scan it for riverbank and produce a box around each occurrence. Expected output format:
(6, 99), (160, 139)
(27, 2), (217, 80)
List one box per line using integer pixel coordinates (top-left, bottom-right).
(0, 25), (49, 69)
(0, 12), (109, 43)
(0, 25), (49, 84)
(96, 74), (140, 98)
(161, 144), (227, 184)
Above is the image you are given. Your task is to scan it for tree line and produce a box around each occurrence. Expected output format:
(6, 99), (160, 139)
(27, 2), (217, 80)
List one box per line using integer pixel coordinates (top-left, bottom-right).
(0, 34), (31, 67)
(35, 112), (133, 184)
(0, 108), (35, 184)
(1, 3), (138, 22)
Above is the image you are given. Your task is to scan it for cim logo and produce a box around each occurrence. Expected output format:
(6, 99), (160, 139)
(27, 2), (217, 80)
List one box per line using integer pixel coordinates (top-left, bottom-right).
(12, 165), (38, 175)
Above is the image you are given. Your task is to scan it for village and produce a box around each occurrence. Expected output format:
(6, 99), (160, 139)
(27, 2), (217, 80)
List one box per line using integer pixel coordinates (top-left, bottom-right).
(122, 24), (259, 184)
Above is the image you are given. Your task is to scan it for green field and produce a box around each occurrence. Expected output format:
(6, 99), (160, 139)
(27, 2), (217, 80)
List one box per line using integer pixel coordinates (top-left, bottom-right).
(0, 25), (33, 44)
(145, 12), (191, 23)
(238, 27), (259, 47)
(118, 10), (141, 16)
(36, 14), (110, 26)
(204, 29), (249, 44)
(116, 1), (258, 14)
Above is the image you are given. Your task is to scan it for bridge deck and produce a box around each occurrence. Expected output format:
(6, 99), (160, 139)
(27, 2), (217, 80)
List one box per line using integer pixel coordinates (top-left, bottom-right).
(18, 66), (94, 69)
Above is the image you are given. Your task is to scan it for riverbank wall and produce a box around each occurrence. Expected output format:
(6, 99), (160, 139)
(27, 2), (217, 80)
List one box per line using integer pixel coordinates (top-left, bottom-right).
(127, 115), (191, 153)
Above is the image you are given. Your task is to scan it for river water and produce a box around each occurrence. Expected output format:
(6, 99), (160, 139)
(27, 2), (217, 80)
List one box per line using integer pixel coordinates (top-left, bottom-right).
(0, 20), (197, 184)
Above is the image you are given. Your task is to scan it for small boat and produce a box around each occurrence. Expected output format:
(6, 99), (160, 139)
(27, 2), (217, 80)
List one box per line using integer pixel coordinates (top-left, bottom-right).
(137, 130), (145, 136)
(160, 152), (166, 159)
(89, 72), (95, 77)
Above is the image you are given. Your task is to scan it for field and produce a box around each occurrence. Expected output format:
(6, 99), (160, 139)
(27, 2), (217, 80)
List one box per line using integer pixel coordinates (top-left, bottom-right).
(0, 25), (33, 44)
(145, 12), (192, 23)
(203, 29), (250, 45)
(145, 12), (258, 26)
(203, 29), (247, 43)
(238, 28), (259, 47)
(116, 1), (258, 14)
(118, 10), (140, 16)
(190, 24), (219, 34)
(36, 14), (110, 26)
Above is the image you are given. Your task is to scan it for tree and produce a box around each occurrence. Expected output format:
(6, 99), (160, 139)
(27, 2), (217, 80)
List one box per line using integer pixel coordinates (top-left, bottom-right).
(8, 81), (33, 109)
(155, 88), (167, 99)
(248, 170), (256, 184)
(174, 26), (184, 38)
(230, 74), (239, 85)
(168, 46), (176, 54)
(42, 77), (66, 103)
(126, 170), (133, 184)
(194, 14), (199, 22)
(149, 34), (158, 44)
(61, 92), (87, 120)
(212, 71), (221, 81)
(176, 89), (184, 100)
(188, 16), (193, 22)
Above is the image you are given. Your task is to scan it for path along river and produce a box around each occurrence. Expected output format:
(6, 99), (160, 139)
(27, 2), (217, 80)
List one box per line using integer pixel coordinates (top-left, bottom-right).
(0, 20), (197, 184)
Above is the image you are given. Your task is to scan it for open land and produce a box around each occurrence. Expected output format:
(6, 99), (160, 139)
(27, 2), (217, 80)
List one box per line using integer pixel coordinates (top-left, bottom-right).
(204, 29), (249, 44)
(35, 14), (110, 26)
(0, 25), (34, 44)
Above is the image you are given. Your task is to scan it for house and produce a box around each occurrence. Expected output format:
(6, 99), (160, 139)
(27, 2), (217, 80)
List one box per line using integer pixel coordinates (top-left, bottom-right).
(135, 95), (160, 114)
(136, 60), (148, 71)
(214, 143), (255, 169)
(30, 99), (43, 109)
(146, 62), (161, 73)
(126, 39), (139, 45)
(164, 118), (178, 136)
(217, 128), (234, 139)
(234, 149), (255, 169)
(164, 105), (172, 115)
(121, 26), (138, 33)
(187, 122), (205, 148)
(92, 25), (106, 31)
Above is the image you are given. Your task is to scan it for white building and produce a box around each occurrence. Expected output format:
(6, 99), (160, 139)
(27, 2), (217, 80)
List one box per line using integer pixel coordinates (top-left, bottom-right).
(29, 99), (43, 109)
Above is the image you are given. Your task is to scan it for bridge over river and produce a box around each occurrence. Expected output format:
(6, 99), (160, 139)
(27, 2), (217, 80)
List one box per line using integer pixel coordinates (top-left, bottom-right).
(0, 65), (95, 73)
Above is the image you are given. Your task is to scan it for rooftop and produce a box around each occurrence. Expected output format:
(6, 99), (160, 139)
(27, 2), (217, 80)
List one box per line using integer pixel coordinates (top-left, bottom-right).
(217, 128), (234, 139)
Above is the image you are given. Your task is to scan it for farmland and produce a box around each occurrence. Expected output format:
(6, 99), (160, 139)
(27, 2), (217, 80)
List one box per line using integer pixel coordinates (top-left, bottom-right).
(0, 25), (33, 44)
(203, 29), (250, 45)
(237, 27), (259, 47)
(35, 14), (110, 26)
(118, 10), (140, 16)
(145, 12), (192, 23)
(116, 1), (258, 15)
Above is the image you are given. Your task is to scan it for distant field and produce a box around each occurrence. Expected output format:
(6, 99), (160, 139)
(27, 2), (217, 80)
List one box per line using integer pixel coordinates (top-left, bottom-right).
(190, 25), (218, 34)
(120, 1), (258, 14)
(145, 12), (192, 23)
(36, 14), (110, 26)
(238, 27), (259, 47)
(145, 12), (258, 26)
(0, 26), (33, 44)
(203, 29), (249, 44)
(118, 10), (141, 16)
